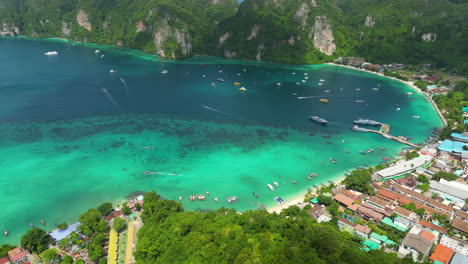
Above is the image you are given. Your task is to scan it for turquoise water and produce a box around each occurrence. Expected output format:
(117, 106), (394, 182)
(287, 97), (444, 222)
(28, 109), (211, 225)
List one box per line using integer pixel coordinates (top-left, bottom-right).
(0, 37), (443, 244)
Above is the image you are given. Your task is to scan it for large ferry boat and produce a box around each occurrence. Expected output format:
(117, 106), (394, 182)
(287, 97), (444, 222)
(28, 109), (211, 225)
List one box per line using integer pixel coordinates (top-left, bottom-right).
(353, 118), (381, 126)
(352, 125), (368, 132)
(309, 116), (328, 124)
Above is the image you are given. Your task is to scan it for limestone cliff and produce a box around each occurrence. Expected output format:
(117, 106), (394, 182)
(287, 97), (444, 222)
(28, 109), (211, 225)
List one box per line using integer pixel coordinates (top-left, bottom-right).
(154, 19), (192, 59)
(311, 16), (336, 56)
(0, 22), (20, 36)
(77, 10), (92, 31)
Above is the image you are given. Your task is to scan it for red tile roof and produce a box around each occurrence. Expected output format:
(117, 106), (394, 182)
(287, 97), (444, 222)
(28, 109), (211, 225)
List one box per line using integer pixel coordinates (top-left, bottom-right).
(354, 224), (372, 234)
(7, 247), (30, 263)
(428, 200), (454, 214)
(333, 193), (355, 207)
(420, 229), (435, 243)
(394, 206), (413, 218)
(430, 244), (454, 264)
(105, 211), (123, 222)
(0, 256), (10, 264)
(451, 218), (468, 234)
(419, 219), (448, 235)
(377, 189), (397, 201)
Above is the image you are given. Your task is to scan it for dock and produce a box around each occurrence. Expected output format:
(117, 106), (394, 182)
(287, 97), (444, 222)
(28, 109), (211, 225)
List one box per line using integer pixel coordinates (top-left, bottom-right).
(355, 123), (418, 148)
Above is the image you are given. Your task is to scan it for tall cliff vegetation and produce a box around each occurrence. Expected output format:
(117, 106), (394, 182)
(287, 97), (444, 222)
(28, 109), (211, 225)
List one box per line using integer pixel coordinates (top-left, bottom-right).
(0, 0), (467, 71)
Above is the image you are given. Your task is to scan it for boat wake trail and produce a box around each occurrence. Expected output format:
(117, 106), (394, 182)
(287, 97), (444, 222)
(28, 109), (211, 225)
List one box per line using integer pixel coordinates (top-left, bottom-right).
(101, 88), (121, 111)
(120, 77), (128, 94)
(201, 105), (232, 116)
(297, 96), (319, 100)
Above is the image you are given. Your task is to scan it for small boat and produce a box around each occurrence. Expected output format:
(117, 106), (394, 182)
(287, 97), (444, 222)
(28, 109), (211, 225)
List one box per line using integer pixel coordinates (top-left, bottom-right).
(190, 195), (196, 201)
(304, 73), (308, 75)
(355, 100), (365, 103)
(210, 83), (216, 87)
(412, 115), (420, 118)
(309, 173), (317, 177)
(308, 132), (316, 135)
(197, 195), (206, 201)
(396, 108), (401, 111)
(214, 197), (219, 202)
(406, 92), (413, 95)
(356, 166), (364, 170)
(302, 80), (306, 83)
(320, 161), (325, 165)
(309, 116), (328, 125)
(290, 180), (297, 184)
(29, 223), (35, 228)
(4, 230), (8, 237)
(378, 147), (387, 150)
(253, 192), (259, 198)
(364, 164), (370, 167)
(372, 88), (379, 91)
(344, 150), (350, 153)
(319, 79), (325, 82)
(359, 151), (367, 155)
(346, 169), (352, 173)
(239, 87), (247, 91)
(292, 72), (296, 75)
(216, 78), (224, 82)
(203, 74), (206, 78)
(257, 203), (266, 210)
(320, 98), (329, 103)
(267, 184), (275, 191)
(329, 158), (336, 164)
(307, 176), (313, 180)
(323, 135), (331, 138)
(324, 90), (330, 93)
(234, 82), (240, 85)
(354, 119), (381, 126)
(274, 197), (285, 205)
(41, 219), (46, 226)
(276, 82), (282, 86)
(206, 191), (210, 196)
(161, 70), (168, 74)
(95, 50), (100, 53)
(325, 141), (332, 144)
(356, 88), (361, 91)
(273, 182), (280, 187)
(101, 54), (105, 58)
(44, 51), (58, 55)
(142, 171), (153, 175)
(109, 69), (117, 73)
(367, 148), (375, 153)
(179, 196), (182, 201)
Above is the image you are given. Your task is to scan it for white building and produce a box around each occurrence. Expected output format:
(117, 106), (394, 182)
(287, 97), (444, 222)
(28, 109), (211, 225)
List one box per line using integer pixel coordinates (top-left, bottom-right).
(439, 235), (468, 256)
(430, 179), (468, 200)
(377, 155), (432, 179)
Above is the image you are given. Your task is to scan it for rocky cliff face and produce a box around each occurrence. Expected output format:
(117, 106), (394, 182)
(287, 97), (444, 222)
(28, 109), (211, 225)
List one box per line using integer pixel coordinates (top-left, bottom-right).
(0, 22), (20, 36)
(311, 16), (336, 56)
(77, 10), (92, 31)
(154, 19), (192, 59)
(421, 32), (437, 41)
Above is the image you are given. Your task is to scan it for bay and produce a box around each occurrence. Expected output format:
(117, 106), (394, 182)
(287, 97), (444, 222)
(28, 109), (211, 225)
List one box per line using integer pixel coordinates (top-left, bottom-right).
(0, 37), (443, 244)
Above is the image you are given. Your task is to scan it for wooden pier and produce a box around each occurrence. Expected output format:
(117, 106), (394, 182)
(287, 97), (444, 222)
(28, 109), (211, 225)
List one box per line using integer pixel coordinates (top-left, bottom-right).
(357, 123), (418, 148)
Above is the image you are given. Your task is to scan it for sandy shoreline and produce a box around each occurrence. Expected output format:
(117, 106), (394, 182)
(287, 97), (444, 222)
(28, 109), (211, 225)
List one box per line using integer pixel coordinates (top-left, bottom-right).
(326, 63), (447, 126)
(267, 175), (346, 213)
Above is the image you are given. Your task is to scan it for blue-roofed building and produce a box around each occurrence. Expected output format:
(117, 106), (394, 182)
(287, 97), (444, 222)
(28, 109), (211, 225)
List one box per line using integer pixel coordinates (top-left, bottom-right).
(438, 140), (468, 155)
(451, 133), (468, 143)
(450, 252), (468, 264)
(462, 107), (468, 113)
(50, 222), (81, 242)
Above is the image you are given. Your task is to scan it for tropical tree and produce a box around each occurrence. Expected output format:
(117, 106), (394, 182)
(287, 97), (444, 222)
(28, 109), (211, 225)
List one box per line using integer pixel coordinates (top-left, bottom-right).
(40, 248), (60, 264)
(21, 227), (54, 253)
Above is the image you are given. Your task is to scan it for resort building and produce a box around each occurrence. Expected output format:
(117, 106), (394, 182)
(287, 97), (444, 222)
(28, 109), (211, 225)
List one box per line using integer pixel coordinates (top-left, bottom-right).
(438, 140), (468, 160)
(439, 235), (468, 256)
(429, 244), (454, 264)
(7, 247), (30, 264)
(354, 224), (372, 238)
(394, 206), (420, 222)
(419, 219), (448, 235)
(430, 179), (468, 201)
(399, 226), (436, 262)
(377, 155), (432, 179)
(451, 133), (468, 143)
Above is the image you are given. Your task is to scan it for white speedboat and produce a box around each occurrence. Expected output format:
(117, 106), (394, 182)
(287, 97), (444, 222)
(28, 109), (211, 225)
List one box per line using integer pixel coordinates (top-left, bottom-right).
(44, 51), (58, 55)
(273, 182), (279, 187)
(95, 50), (100, 53)
(412, 115), (420, 118)
(267, 184), (275, 191)
(109, 69), (117, 73)
(161, 70), (168, 74)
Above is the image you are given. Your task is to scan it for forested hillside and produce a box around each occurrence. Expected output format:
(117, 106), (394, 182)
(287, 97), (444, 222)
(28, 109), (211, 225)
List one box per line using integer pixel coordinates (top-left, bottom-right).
(0, 0), (467, 71)
(134, 191), (415, 264)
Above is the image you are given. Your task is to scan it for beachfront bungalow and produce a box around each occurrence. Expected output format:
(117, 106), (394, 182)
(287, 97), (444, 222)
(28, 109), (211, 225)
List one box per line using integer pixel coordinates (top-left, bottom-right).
(429, 244), (454, 264)
(7, 247), (30, 264)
